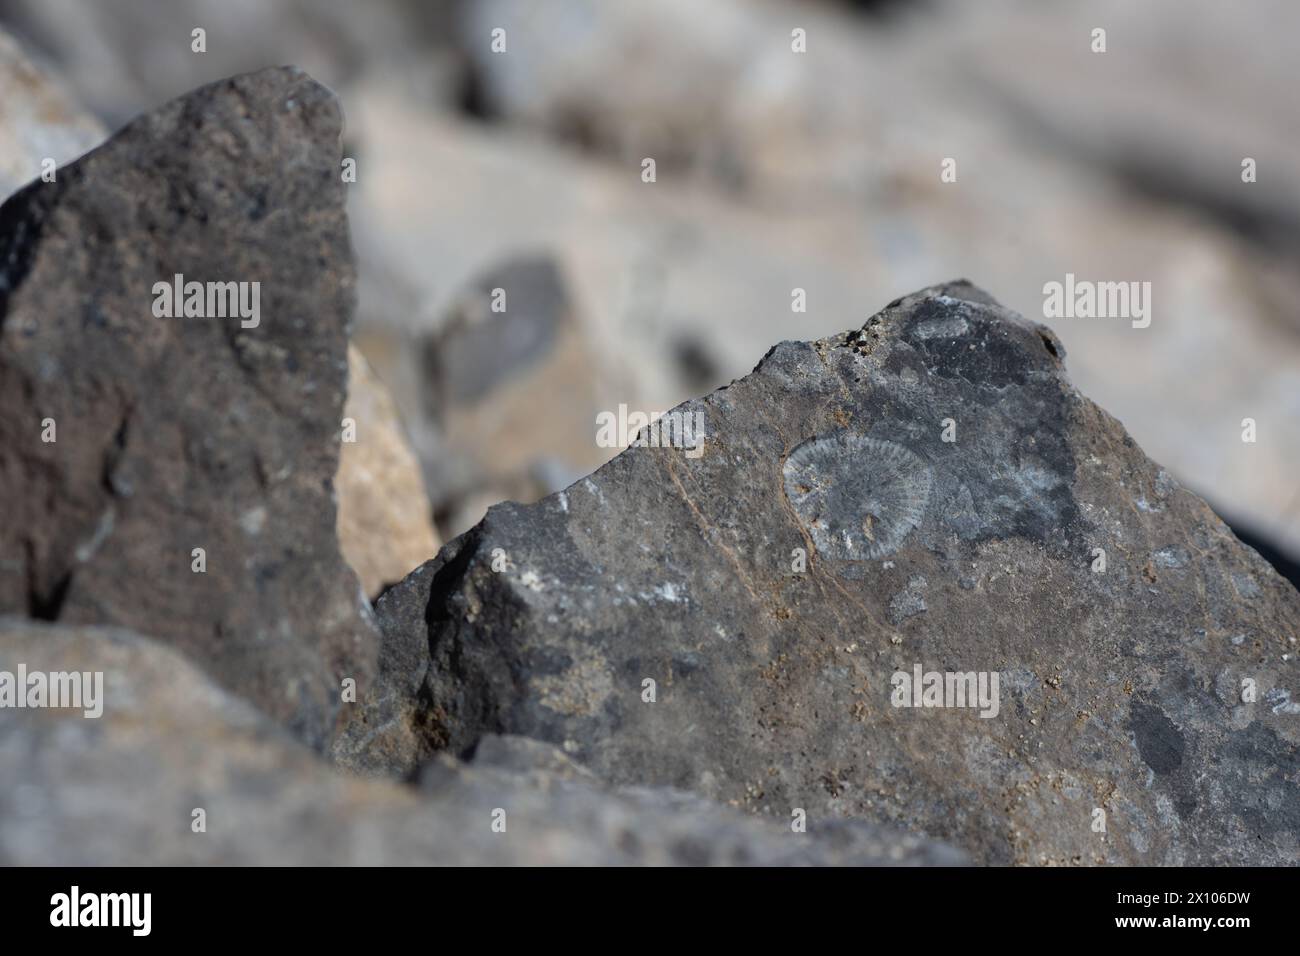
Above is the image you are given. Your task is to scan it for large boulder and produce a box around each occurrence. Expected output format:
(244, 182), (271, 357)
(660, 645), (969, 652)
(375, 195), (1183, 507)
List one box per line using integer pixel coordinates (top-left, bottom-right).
(0, 68), (376, 749)
(365, 280), (1300, 865)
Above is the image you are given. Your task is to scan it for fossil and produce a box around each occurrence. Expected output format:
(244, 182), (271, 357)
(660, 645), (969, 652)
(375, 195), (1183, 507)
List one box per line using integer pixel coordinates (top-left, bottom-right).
(782, 434), (933, 560)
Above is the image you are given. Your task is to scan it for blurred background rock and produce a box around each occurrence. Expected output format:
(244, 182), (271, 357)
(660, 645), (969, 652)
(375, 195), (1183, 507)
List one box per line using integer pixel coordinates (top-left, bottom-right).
(2, 0), (1296, 567)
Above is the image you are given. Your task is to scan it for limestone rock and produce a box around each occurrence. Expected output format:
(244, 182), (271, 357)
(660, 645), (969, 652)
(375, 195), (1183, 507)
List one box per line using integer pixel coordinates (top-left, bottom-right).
(0, 26), (104, 199)
(370, 281), (1300, 865)
(0, 68), (376, 750)
(337, 344), (439, 599)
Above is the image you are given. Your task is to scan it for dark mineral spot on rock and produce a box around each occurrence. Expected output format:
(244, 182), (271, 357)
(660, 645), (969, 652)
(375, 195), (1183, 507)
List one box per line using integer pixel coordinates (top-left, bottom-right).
(782, 433), (933, 560)
(1129, 700), (1186, 776)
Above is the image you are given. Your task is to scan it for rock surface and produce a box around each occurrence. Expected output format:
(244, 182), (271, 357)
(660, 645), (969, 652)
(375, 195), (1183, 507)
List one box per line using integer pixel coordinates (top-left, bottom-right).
(337, 344), (439, 598)
(369, 280), (1300, 865)
(0, 67), (376, 749)
(0, 618), (964, 865)
(0, 36), (430, 607)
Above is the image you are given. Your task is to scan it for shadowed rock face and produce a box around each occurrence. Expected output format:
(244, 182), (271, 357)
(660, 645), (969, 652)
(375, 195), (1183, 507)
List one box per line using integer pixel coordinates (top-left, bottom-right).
(363, 280), (1300, 865)
(0, 619), (966, 866)
(0, 67), (376, 750)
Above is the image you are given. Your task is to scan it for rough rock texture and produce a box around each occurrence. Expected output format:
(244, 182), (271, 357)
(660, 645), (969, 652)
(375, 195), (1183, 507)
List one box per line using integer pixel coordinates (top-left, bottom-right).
(371, 281), (1300, 865)
(0, 68), (376, 750)
(337, 344), (439, 598)
(0, 26), (104, 199)
(0, 618), (965, 865)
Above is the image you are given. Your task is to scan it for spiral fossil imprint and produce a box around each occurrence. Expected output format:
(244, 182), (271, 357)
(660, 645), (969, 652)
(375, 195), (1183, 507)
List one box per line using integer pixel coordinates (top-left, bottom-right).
(782, 434), (934, 560)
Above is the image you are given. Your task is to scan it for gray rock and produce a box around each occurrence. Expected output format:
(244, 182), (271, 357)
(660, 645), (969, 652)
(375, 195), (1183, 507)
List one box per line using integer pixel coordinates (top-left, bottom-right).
(419, 733), (967, 866)
(368, 280), (1300, 865)
(0, 68), (376, 750)
(423, 256), (569, 408)
(0, 618), (965, 865)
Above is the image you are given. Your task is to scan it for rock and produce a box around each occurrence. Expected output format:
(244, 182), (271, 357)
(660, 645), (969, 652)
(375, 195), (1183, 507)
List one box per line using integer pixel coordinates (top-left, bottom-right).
(332, 550), (448, 775)
(0, 26), (104, 199)
(344, 78), (1300, 563)
(425, 256), (568, 407)
(421, 256), (610, 536)
(0, 68), (376, 750)
(950, 0), (1300, 249)
(461, 0), (1300, 244)
(370, 281), (1300, 865)
(418, 733), (967, 866)
(0, 0), (462, 126)
(0, 30), (433, 608)
(455, 0), (862, 195)
(0, 618), (965, 865)
(337, 344), (439, 598)
(355, 252), (614, 540)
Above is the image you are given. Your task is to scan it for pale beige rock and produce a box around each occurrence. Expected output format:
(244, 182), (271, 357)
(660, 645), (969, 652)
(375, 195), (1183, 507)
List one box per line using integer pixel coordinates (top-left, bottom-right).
(0, 27), (104, 199)
(337, 345), (439, 597)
